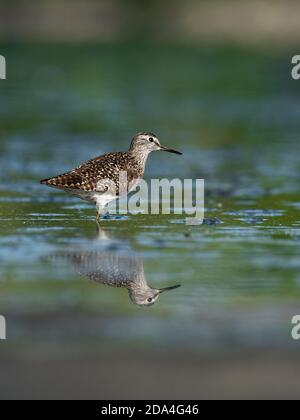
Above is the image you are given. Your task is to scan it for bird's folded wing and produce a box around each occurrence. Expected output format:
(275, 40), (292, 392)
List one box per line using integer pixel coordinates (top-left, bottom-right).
(40, 152), (132, 193)
(40, 171), (85, 189)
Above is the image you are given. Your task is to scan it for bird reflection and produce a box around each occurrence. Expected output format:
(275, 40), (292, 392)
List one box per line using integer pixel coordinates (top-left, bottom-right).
(58, 228), (181, 307)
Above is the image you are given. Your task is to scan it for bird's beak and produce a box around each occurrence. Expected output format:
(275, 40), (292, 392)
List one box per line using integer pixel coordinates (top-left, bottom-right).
(160, 145), (182, 155)
(158, 284), (181, 293)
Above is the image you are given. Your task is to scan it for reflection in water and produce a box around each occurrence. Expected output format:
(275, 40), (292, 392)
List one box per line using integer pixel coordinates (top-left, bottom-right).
(58, 228), (181, 306)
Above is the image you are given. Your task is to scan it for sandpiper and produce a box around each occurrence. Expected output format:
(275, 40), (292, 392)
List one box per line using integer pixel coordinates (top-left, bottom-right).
(40, 132), (182, 221)
(61, 249), (181, 306)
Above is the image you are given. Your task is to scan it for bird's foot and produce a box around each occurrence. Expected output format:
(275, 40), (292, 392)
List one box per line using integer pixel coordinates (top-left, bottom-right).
(102, 212), (112, 220)
(96, 209), (111, 223)
(96, 209), (125, 222)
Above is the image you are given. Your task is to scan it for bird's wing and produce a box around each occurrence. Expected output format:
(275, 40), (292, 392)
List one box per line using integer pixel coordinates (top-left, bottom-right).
(40, 170), (88, 190)
(77, 152), (137, 195)
(40, 153), (124, 193)
(62, 251), (144, 288)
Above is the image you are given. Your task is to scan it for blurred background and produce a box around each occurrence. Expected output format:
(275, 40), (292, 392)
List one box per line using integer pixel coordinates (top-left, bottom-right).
(1, 0), (300, 400)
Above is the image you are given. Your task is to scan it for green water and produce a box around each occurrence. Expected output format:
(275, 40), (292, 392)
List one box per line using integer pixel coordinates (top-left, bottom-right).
(0, 43), (300, 397)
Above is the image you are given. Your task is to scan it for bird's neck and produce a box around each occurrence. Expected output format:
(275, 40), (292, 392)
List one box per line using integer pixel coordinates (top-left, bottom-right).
(129, 149), (152, 171)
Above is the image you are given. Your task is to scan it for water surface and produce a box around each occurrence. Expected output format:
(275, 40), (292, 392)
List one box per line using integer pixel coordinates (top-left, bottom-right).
(0, 43), (300, 398)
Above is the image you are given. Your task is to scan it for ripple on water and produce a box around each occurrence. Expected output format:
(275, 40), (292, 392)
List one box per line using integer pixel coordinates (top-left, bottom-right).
(224, 209), (285, 217)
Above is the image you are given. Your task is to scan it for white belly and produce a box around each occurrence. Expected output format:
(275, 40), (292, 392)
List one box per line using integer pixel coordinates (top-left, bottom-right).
(93, 192), (117, 212)
(69, 189), (116, 209)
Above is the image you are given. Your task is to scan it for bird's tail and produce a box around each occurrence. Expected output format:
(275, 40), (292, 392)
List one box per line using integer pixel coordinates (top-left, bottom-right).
(40, 177), (52, 185)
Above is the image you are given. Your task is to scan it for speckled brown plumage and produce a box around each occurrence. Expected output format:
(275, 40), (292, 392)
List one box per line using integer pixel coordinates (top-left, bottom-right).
(40, 132), (182, 219)
(40, 151), (144, 195)
(55, 248), (181, 306)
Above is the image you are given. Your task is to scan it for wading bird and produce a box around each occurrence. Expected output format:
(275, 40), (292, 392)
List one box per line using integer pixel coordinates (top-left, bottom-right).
(40, 132), (182, 221)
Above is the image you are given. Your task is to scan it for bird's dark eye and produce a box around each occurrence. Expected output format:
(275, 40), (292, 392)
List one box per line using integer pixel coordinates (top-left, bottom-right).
(147, 297), (153, 303)
(149, 137), (154, 143)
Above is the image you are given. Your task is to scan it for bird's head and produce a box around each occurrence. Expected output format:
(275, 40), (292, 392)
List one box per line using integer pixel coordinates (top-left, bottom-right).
(128, 283), (181, 307)
(129, 132), (182, 155)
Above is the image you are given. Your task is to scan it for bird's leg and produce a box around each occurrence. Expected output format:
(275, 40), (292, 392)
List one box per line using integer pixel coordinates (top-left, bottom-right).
(102, 206), (111, 219)
(96, 202), (110, 222)
(96, 210), (101, 223)
(95, 203), (104, 223)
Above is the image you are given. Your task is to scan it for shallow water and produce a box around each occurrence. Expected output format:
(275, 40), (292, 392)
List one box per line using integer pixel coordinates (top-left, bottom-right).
(0, 43), (300, 397)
